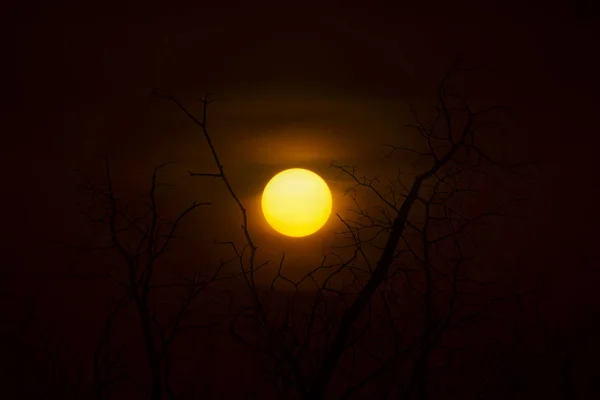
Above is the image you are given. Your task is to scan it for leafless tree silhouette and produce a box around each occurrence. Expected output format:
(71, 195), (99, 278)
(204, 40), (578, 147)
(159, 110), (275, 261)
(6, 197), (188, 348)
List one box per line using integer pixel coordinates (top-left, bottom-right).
(61, 160), (239, 399)
(151, 57), (532, 400)
(7, 53), (593, 399)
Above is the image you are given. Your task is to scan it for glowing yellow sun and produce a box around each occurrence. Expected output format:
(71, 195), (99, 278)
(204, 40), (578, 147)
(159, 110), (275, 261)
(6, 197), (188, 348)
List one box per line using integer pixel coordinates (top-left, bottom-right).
(261, 168), (333, 237)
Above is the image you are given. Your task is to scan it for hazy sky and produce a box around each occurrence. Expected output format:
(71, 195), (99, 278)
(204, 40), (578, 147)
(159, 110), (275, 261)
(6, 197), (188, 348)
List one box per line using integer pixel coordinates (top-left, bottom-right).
(3, 1), (600, 320)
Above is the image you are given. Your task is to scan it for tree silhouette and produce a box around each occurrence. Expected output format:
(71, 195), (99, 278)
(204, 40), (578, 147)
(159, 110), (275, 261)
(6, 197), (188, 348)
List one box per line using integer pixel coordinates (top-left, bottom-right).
(62, 160), (238, 399)
(148, 58), (532, 399)
(26, 58), (582, 399)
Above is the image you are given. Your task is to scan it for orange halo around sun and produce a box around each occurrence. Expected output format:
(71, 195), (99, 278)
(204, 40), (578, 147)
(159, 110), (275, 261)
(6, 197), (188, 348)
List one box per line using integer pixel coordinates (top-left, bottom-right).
(261, 168), (333, 237)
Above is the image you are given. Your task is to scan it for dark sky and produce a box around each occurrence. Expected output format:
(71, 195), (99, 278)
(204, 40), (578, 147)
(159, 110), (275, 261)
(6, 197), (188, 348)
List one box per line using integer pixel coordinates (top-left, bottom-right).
(2, 0), (600, 384)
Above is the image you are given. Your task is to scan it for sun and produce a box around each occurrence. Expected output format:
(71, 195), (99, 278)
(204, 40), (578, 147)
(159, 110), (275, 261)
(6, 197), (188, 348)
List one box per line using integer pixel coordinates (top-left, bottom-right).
(261, 168), (333, 237)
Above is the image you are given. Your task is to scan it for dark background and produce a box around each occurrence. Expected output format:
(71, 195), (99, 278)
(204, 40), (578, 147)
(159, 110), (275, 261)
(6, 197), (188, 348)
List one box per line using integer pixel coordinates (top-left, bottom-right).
(2, 0), (599, 398)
